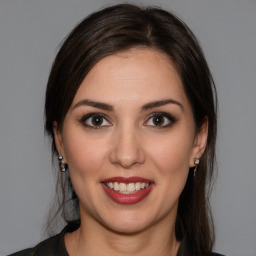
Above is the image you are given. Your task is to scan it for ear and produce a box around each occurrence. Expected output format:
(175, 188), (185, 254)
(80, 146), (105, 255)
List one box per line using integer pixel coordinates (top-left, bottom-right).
(53, 121), (66, 161)
(189, 118), (208, 167)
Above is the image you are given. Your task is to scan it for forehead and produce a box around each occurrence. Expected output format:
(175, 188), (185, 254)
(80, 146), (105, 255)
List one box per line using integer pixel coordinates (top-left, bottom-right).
(71, 48), (189, 110)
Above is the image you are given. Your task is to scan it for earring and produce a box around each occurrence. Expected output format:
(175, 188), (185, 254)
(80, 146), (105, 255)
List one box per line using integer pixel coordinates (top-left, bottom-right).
(193, 158), (200, 176)
(58, 155), (67, 172)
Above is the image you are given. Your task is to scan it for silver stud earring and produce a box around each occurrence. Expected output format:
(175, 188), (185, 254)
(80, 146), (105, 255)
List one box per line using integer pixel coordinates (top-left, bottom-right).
(58, 155), (67, 172)
(193, 158), (200, 176)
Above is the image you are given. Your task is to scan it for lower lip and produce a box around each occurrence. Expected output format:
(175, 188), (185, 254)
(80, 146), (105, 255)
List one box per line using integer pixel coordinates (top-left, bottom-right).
(101, 183), (153, 204)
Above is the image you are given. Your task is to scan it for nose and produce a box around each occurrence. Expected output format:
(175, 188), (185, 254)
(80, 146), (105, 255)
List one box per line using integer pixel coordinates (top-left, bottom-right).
(109, 126), (145, 169)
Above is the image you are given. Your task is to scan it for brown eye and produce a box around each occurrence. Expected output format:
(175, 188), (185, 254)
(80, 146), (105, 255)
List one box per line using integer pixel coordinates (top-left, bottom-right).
(91, 116), (104, 126)
(144, 113), (176, 128)
(81, 113), (111, 128)
(152, 116), (165, 126)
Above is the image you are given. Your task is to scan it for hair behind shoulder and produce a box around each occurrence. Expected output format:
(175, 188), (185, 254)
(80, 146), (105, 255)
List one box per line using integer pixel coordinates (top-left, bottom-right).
(44, 4), (217, 255)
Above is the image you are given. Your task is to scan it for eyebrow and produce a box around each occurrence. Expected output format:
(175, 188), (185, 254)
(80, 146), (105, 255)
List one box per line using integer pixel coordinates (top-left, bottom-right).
(72, 99), (114, 111)
(72, 98), (183, 112)
(141, 99), (184, 112)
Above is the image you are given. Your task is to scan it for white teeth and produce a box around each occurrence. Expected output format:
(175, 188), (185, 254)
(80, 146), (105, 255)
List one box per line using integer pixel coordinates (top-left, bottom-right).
(119, 183), (126, 192)
(127, 183), (135, 192)
(106, 182), (150, 193)
(135, 182), (140, 191)
(114, 182), (119, 191)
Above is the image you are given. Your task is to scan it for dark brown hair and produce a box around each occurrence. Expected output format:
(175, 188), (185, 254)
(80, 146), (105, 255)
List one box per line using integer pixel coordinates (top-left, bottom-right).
(45, 4), (217, 255)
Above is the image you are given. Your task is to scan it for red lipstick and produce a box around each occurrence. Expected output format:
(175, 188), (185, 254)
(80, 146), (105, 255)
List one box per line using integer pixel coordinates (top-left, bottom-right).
(101, 177), (154, 204)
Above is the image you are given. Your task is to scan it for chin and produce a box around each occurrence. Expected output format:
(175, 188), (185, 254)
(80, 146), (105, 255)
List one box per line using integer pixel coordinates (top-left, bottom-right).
(106, 221), (149, 235)
(100, 211), (155, 235)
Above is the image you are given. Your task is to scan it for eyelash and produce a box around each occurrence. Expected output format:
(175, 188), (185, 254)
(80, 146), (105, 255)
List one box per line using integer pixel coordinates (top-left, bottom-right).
(144, 112), (177, 128)
(80, 113), (111, 129)
(80, 112), (177, 129)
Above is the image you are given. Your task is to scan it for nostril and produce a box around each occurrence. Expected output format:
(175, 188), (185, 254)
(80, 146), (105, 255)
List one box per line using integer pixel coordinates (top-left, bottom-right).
(110, 151), (145, 168)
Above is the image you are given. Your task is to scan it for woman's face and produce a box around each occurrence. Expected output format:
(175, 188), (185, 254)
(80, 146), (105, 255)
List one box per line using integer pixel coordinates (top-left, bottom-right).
(55, 48), (207, 234)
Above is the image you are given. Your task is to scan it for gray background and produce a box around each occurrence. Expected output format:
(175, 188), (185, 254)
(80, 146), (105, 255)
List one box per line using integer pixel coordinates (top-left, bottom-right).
(0, 0), (255, 255)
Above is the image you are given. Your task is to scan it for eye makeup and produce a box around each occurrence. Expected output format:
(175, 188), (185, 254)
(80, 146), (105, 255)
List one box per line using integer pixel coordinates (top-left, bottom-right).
(144, 112), (177, 129)
(80, 113), (112, 129)
(79, 111), (177, 130)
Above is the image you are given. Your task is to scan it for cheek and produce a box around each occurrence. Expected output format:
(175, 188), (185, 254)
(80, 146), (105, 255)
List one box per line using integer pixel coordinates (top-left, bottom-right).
(62, 130), (109, 209)
(144, 130), (194, 218)
(63, 128), (108, 177)
(148, 130), (194, 179)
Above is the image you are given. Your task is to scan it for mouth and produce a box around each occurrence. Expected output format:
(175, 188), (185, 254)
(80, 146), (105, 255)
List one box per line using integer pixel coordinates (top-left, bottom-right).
(103, 181), (150, 194)
(101, 177), (154, 204)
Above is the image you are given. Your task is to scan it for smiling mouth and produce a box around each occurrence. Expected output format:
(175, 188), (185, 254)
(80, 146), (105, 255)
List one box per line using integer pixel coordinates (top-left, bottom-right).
(104, 182), (150, 194)
(101, 177), (154, 204)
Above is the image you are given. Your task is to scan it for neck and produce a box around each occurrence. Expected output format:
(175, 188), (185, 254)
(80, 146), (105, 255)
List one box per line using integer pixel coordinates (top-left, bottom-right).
(65, 215), (180, 256)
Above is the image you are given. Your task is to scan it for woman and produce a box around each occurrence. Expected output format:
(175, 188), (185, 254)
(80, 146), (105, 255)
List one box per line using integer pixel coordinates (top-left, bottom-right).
(10, 4), (224, 256)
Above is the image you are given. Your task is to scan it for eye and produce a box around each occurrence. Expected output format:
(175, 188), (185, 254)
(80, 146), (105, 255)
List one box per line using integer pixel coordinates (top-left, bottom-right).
(144, 113), (176, 128)
(81, 113), (111, 128)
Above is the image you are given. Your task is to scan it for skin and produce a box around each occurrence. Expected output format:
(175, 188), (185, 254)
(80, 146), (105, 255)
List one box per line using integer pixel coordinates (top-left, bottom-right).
(54, 48), (208, 256)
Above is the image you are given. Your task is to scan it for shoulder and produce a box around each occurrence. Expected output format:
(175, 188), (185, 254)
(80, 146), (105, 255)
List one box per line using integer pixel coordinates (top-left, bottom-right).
(8, 221), (80, 256)
(8, 233), (64, 256)
(7, 248), (35, 256)
(211, 253), (226, 256)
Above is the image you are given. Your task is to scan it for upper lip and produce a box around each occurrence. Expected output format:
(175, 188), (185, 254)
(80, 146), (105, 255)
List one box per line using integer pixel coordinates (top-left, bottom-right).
(101, 176), (153, 184)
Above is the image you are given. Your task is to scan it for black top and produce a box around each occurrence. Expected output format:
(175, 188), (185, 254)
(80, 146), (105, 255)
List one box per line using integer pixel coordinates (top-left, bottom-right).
(9, 222), (225, 256)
